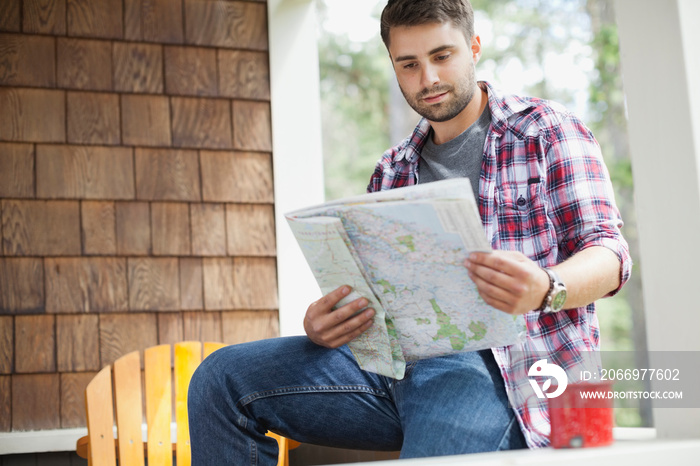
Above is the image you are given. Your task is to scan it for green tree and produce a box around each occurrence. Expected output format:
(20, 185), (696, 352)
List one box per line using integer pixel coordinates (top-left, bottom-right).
(472, 0), (591, 106)
(317, 2), (392, 200)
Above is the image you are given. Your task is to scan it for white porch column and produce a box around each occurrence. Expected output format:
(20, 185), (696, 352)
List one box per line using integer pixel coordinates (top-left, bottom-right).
(615, 0), (700, 439)
(268, 0), (325, 336)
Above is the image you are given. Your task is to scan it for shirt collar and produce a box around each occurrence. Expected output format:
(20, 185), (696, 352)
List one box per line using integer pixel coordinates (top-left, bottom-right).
(482, 81), (537, 136)
(393, 81), (538, 163)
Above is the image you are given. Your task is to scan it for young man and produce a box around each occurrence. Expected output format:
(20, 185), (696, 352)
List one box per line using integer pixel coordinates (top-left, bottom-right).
(188, 0), (631, 463)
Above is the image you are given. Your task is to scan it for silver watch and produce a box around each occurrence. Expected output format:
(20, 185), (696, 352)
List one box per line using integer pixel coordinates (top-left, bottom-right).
(539, 268), (567, 313)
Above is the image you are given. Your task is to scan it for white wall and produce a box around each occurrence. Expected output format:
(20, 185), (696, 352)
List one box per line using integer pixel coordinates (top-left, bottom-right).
(678, 0), (700, 189)
(268, 0), (326, 336)
(615, 0), (700, 439)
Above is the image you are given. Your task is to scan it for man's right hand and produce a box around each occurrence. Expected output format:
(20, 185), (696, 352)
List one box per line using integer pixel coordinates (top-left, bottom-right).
(304, 286), (375, 348)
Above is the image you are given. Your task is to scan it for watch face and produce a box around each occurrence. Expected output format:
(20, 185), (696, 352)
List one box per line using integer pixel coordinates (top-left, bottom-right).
(552, 289), (567, 311)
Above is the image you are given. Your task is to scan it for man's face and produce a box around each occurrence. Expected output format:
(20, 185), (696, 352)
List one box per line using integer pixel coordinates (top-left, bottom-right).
(388, 22), (480, 123)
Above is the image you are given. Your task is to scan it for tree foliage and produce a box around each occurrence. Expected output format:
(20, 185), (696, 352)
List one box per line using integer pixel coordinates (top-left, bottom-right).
(317, 5), (392, 200)
(472, 0), (591, 107)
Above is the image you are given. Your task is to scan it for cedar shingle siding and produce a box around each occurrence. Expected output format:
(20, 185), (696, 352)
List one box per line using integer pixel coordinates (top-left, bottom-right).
(0, 0), (278, 432)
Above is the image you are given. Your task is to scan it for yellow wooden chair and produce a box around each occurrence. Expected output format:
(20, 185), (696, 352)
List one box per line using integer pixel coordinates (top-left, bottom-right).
(76, 341), (299, 466)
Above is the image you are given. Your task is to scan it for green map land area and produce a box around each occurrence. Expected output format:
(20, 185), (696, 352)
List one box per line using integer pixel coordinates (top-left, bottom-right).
(430, 298), (468, 350)
(377, 279), (396, 295)
(430, 299), (487, 350)
(396, 235), (416, 252)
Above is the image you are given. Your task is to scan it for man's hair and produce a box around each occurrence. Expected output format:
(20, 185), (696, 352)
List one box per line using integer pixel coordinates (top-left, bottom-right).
(380, 0), (475, 48)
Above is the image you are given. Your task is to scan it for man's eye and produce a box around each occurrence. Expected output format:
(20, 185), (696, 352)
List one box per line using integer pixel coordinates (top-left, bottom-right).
(436, 54), (450, 61)
(403, 63), (417, 70)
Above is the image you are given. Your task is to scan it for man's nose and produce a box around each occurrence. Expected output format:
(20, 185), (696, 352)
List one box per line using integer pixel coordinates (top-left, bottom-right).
(421, 64), (440, 89)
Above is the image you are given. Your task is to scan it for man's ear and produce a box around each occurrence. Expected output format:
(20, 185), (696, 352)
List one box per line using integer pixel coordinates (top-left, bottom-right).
(471, 35), (482, 64)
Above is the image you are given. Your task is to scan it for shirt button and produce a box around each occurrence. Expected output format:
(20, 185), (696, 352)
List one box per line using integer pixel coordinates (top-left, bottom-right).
(517, 195), (527, 207)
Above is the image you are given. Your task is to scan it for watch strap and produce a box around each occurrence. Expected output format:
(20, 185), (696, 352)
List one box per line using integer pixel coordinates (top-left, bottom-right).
(539, 267), (564, 313)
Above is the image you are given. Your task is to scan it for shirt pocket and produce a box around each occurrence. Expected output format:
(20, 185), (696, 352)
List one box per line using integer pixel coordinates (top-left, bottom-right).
(495, 180), (555, 261)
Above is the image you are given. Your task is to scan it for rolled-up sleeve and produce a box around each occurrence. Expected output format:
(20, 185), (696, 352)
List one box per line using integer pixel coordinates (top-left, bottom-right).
(544, 114), (632, 296)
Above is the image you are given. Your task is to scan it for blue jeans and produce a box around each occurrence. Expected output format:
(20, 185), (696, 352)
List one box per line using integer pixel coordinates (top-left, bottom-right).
(188, 336), (526, 465)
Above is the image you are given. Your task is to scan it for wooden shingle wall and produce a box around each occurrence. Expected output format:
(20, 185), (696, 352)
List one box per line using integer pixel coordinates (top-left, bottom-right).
(0, 0), (278, 432)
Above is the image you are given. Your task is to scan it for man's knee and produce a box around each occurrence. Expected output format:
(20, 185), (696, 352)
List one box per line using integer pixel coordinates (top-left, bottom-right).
(189, 355), (215, 412)
(189, 347), (236, 411)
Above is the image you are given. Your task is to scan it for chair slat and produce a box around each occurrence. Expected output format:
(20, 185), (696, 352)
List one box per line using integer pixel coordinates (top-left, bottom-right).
(203, 341), (226, 359)
(85, 365), (117, 466)
(113, 351), (146, 466)
(82, 341), (294, 466)
(266, 432), (289, 466)
(145, 344), (173, 466)
(175, 342), (202, 466)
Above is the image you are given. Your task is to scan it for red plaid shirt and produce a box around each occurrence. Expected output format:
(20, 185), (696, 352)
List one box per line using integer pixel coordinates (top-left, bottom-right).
(367, 81), (632, 448)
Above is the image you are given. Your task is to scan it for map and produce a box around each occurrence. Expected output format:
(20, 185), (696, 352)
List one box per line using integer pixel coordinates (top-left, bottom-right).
(286, 179), (527, 380)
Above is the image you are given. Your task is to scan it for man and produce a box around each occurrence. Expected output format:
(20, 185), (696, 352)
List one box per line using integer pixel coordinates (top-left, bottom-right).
(188, 0), (631, 463)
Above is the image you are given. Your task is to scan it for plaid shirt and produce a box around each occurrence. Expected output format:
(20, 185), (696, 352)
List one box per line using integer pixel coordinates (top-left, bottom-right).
(367, 81), (632, 448)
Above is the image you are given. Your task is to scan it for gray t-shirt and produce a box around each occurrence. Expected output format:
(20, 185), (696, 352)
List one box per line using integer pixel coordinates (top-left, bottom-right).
(417, 105), (491, 200)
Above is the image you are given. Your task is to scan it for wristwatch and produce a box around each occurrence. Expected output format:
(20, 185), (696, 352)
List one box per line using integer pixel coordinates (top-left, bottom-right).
(539, 268), (567, 313)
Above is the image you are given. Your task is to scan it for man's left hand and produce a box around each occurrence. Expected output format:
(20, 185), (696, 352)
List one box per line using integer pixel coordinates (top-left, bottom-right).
(465, 250), (549, 315)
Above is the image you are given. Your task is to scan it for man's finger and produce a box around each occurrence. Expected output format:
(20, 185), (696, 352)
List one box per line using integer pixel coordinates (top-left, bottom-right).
(479, 292), (518, 315)
(309, 285), (352, 315)
(468, 250), (527, 274)
(467, 252), (531, 281)
(325, 307), (375, 341)
(307, 305), (374, 348)
(468, 261), (526, 295)
(325, 311), (375, 348)
(305, 290), (371, 345)
(330, 296), (369, 322)
(331, 319), (373, 348)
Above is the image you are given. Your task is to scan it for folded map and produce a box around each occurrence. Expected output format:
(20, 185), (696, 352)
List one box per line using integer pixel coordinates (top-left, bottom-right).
(285, 178), (526, 379)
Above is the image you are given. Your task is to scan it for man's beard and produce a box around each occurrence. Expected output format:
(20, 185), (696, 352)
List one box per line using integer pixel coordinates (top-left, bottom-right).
(400, 69), (476, 123)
